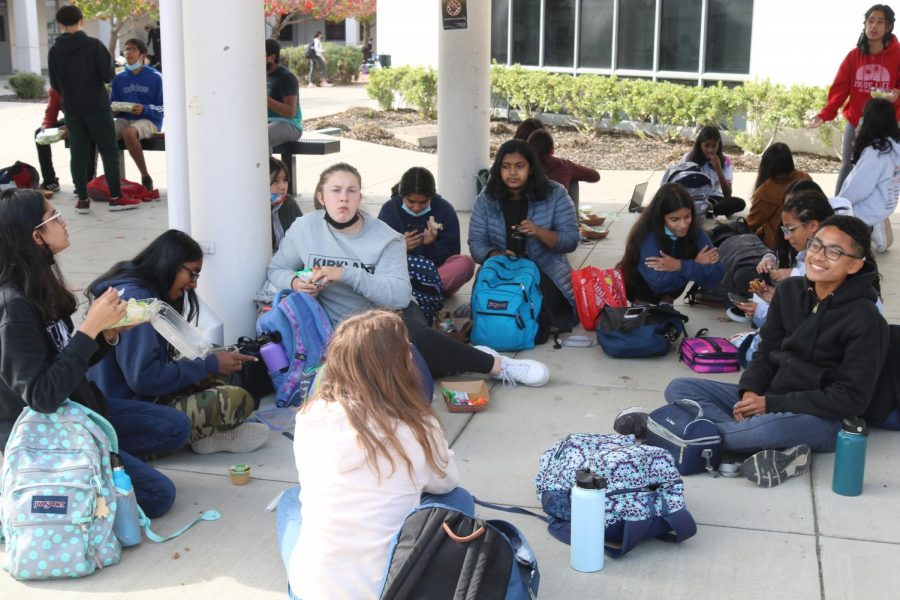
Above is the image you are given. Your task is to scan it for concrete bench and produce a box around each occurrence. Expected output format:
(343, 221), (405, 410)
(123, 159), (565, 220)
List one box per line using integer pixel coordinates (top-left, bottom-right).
(70, 134), (341, 196)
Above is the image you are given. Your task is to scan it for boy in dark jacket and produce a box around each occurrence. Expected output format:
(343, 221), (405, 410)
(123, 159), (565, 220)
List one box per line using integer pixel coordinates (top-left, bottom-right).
(48, 5), (133, 214)
(620, 217), (888, 488)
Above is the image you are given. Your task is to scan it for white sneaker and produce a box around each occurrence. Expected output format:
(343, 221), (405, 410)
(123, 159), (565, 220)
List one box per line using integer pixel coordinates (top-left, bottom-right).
(496, 356), (550, 387)
(191, 422), (270, 455)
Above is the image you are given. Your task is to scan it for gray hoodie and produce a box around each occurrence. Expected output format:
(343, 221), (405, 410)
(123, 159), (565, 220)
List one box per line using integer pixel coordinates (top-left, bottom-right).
(839, 139), (900, 227)
(267, 210), (412, 325)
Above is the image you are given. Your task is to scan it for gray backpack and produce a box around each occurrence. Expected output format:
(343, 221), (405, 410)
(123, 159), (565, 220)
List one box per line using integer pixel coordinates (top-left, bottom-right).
(1, 401), (121, 579)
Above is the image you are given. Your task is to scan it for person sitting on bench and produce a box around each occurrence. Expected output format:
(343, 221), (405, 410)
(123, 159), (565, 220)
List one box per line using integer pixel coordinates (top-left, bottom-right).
(266, 38), (303, 154)
(110, 38), (163, 191)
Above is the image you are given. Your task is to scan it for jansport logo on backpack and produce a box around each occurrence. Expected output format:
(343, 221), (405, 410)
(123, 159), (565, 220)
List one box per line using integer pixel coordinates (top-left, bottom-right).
(534, 433), (696, 558)
(379, 504), (540, 600)
(256, 290), (333, 407)
(471, 256), (542, 352)
(407, 255), (444, 324)
(1, 401), (122, 580)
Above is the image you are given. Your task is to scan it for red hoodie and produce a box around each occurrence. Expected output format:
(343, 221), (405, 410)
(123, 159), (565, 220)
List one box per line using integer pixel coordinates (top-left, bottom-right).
(41, 88), (63, 129)
(818, 34), (900, 127)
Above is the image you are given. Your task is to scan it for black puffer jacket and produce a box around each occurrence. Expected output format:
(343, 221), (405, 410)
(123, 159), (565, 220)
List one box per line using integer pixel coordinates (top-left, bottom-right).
(48, 30), (114, 116)
(739, 263), (888, 420)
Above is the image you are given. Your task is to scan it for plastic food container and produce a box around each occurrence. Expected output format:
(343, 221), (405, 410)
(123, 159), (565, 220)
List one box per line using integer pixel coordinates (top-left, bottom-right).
(111, 101), (137, 113)
(35, 127), (65, 145)
(150, 303), (215, 360)
(228, 464), (251, 486)
(112, 298), (162, 328)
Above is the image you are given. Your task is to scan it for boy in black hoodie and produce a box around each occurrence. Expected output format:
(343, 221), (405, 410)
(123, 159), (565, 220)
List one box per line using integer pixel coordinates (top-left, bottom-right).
(48, 6), (136, 214)
(620, 216), (888, 488)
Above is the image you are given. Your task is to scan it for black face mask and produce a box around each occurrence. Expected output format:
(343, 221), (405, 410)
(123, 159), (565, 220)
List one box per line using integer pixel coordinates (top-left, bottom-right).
(324, 210), (360, 230)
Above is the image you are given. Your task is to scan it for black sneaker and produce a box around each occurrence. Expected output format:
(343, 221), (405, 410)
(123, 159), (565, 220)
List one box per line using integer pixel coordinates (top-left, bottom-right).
(40, 180), (60, 192)
(740, 445), (811, 488)
(613, 406), (650, 438)
(141, 175), (154, 191)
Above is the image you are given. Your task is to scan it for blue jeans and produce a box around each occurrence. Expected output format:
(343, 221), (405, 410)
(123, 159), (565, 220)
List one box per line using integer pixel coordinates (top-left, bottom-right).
(105, 398), (191, 518)
(664, 377), (841, 453)
(276, 485), (474, 600)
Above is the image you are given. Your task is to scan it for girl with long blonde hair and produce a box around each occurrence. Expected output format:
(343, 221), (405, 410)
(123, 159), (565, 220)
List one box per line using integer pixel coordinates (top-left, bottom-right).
(275, 310), (472, 599)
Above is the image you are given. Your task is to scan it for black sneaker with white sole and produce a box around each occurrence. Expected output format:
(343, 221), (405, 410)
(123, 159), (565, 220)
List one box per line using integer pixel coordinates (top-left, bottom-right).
(613, 406), (650, 439)
(740, 445), (812, 488)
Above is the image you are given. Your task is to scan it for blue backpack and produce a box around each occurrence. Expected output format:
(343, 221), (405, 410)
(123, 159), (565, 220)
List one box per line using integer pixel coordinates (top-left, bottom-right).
(378, 503), (539, 600)
(596, 304), (688, 358)
(256, 290), (334, 407)
(1, 401), (121, 579)
(471, 256), (542, 351)
(407, 255), (444, 324)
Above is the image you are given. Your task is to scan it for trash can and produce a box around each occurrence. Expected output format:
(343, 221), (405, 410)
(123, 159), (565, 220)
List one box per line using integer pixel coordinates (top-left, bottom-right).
(379, 54), (391, 68)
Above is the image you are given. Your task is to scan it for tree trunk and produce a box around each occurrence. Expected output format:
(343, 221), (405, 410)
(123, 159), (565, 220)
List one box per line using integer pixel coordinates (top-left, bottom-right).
(108, 20), (120, 59)
(271, 14), (288, 40)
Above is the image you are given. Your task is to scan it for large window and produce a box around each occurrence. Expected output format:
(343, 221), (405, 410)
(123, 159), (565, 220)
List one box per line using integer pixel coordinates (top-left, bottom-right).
(544, 0), (575, 67)
(510, 0), (540, 66)
(659, 0), (701, 72)
(706, 0), (753, 73)
(492, 0), (509, 64)
(578, 0), (614, 68)
(491, 0), (754, 83)
(616, 0), (655, 70)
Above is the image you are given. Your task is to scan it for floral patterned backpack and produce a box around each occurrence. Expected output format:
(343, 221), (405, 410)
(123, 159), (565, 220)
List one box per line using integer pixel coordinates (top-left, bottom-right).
(534, 433), (697, 557)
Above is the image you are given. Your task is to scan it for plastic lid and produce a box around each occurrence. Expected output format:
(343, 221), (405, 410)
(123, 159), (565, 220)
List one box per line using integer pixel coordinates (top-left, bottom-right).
(593, 476), (608, 489)
(842, 417), (868, 436)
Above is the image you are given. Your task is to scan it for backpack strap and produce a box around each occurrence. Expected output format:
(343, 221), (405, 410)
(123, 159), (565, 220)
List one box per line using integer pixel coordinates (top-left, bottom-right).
(137, 504), (221, 543)
(472, 497), (548, 522)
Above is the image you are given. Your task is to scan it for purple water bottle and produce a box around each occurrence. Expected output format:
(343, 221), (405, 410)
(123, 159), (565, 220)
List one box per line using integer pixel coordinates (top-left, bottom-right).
(259, 332), (289, 373)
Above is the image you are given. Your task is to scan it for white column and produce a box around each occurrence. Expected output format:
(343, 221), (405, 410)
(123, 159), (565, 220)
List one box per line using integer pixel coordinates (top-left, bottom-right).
(436, 2), (490, 210)
(345, 18), (360, 46)
(159, 0), (191, 232)
(181, 0), (270, 340)
(12, 0), (41, 74)
(97, 20), (113, 57)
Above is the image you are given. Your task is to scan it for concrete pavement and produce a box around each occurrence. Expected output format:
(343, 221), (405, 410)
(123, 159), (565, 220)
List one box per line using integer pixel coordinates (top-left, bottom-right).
(1, 86), (899, 599)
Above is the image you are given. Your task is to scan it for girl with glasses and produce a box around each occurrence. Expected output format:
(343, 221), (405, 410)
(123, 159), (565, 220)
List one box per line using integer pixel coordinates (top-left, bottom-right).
(0, 189), (188, 518)
(88, 229), (269, 455)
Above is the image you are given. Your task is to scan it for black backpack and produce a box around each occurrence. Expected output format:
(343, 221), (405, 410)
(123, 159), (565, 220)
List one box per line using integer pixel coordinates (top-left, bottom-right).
(305, 42), (316, 59)
(379, 504), (540, 600)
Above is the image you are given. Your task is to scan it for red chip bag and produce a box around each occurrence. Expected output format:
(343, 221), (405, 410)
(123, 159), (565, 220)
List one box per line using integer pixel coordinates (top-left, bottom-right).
(571, 266), (627, 331)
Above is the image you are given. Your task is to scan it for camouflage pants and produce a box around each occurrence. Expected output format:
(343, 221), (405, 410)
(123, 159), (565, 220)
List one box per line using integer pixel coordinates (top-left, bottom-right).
(163, 384), (255, 444)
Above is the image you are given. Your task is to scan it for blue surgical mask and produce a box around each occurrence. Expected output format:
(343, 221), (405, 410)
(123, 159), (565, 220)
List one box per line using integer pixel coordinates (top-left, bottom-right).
(270, 192), (284, 204)
(401, 203), (431, 217)
(124, 61), (142, 72)
(664, 225), (678, 239)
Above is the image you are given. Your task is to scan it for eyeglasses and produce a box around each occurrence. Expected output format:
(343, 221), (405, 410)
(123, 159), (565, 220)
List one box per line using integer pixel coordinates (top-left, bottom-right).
(806, 238), (864, 261)
(181, 265), (201, 282)
(34, 210), (62, 230)
(780, 222), (806, 236)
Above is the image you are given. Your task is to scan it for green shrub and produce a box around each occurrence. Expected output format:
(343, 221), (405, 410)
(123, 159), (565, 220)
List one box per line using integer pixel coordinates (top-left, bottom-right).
(281, 43), (360, 86)
(8, 72), (45, 99)
(398, 66), (437, 118)
(367, 66), (408, 110)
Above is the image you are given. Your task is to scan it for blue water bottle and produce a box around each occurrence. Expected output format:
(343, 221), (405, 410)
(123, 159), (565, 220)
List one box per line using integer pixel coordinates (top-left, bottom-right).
(570, 469), (607, 572)
(112, 464), (143, 546)
(832, 417), (868, 497)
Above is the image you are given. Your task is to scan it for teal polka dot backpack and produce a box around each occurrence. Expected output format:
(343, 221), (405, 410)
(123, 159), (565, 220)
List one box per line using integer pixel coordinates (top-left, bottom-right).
(0, 400), (122, 579)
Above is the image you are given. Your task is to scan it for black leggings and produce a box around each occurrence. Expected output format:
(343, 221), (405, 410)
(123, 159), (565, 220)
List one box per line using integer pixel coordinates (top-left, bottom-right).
(401, 303), (495, 378)
(710, 195), (746, 217)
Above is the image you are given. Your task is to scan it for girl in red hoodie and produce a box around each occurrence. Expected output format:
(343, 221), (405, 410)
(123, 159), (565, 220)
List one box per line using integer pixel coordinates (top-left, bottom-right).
(810, 4), (900, 194)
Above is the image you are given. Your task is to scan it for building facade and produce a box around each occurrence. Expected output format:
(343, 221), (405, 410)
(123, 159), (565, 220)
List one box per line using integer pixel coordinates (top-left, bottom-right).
(378, 0), (872, 88)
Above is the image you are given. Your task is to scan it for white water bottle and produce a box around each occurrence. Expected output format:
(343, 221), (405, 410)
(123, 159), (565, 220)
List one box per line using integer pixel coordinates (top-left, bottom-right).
(570, 469), (607, 572)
